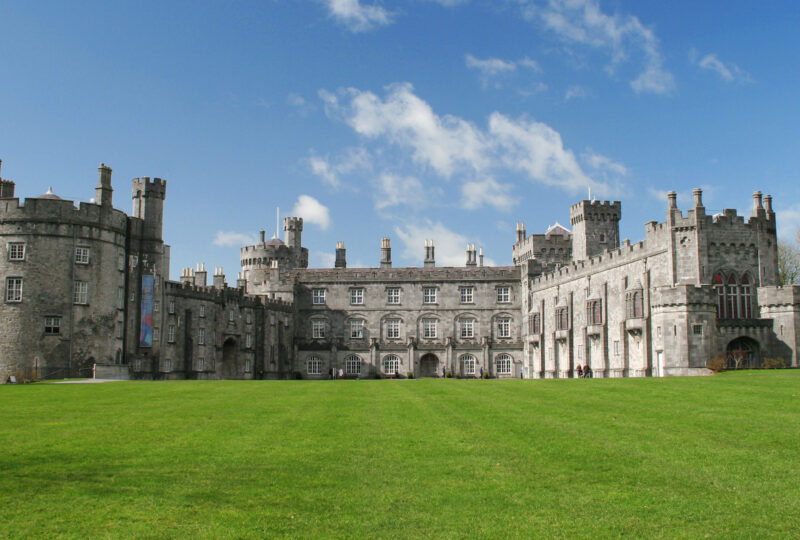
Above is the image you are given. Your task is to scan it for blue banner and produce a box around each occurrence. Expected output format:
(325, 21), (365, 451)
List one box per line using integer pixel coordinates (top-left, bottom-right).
(140, 275), (154, 347)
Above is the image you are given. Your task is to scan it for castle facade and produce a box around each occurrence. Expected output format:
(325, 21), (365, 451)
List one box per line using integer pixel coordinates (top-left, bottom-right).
(1, 160), (798, 382)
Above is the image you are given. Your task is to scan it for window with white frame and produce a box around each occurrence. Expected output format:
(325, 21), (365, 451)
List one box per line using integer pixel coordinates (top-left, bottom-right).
(345, 354), (361, 375)
(497, 317), (511, 338)
(386, 319), (400, 339)
(6, 277), (22, 303)
(383, 355), (400, 374)
(460, 318), (475, 338)
(460, 286), (474, 303)
(423, 318), (438, 339)
(246, 333), (253, 348)
(245, 358), (251, 372)
(199, 305), (206, 318)
(73, 281), (88, 304)
(312, 288), (326, 305)
(153, 300), (160, 312)
(462, 354), (476, 375)
(228, 309), (235, 322)
(350, 288), (364, 305)
(312, 320), (326, 339)
(168, 325), (176, 343)
(350, 319), (365, 339)
(8, 243), (25, 261)
(75, 247), (90, 264)
(199, 327), (206, 345)
(497, 286), (511, 303)
(495, 354), (512, 375)
(168, 300), (175, 314)
(307, 356), (321, 375)
(387, 287), (400, 304)
(153, 328), (160, 341)
(423, 287), (437, 304)
(44, 316), (61, 335)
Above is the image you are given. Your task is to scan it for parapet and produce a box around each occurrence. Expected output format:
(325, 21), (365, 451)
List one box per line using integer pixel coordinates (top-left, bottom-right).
(569, 199), (621, 225)
(132, 177), (167, 200)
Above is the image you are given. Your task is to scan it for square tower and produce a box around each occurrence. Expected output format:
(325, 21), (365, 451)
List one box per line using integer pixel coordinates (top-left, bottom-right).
(569, 199), (621, 261)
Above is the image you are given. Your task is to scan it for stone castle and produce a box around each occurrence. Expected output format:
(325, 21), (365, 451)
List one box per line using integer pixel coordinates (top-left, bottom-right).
(1, 159), (798, 382)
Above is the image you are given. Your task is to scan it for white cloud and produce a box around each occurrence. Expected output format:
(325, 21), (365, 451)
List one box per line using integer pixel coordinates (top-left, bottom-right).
(324, 0), (392, 32)
(213, 231), (258, 247)
(691, 50), (753, 84)
(522, 0), (674, 95)
(394, 220), (495, 266)
(372, 173), (436, 210)
(461, 178), (514, 210)
(312, 251), (337, 268)
(465, 54), (542, 88)
(583, 151), (628, 177)
(519, 57), (542, 72)
(292, 195), (331, 229)
(308, 147), (371, 188)
(564, 84), (589, 101)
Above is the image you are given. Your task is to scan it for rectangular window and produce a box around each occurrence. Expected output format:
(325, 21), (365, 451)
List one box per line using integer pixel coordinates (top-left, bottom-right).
(116, 321), (124, 339)
(312, 288), (326, 305)
(497, 318), (511, 338)
(463, 357), (476, 375)
(497, 286), (511, 303)
(307, 357), (321, 375)
(246, 333), (253, 348)
(168, 300), (175, 314)
(693, 324), (703, 336)
(73, 281), (88, 304)
(614, 340), (620, 356)
(168, 325), (176, 343)
(229, 309), (235, 322)
(529, 313), (541, 335)
(246, 311), (252, 324)
(198, 327), (206, 345)
(386, 287), (400, 304)
(460, 286), (474, 303)
(657, 326), (662, 337)
(153, 328), (160, 342)
(118, 287), (125, 309)
(130, 255), (138, 268)
(350, 319), (365, 339)
(350, 288), (364, 305)
(8, 243), (25, 261)
(461, 319), (475, 338)
(386, 319), (400, 339)
(423, 318), (437, 339)
(163, 358), (171, 372)
(199, 305), (205, 318)
(587, 300), (602, 325)
(345, 356), (361, 375)
(44, 316), (61, 335)
(312, 320), (326, 339)
(153, 300), (160, 312)
(75, 247), (90, 264)
(423, 287), (437, 304)
(197, 357), (205, 371)
(245, 358), (251, 373)
(6, 277), (22, 303)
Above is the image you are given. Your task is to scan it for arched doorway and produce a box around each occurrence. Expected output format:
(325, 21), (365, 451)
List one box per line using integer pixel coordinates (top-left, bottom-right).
(419, 353), (440, 377)
(221, 338), (238, 378)
(726, 337), (760, 370)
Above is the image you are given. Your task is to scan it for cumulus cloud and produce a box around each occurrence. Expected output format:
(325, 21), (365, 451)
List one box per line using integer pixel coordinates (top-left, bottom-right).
(213, 231), (258, 247)
(324, 0), (392, 32)
(520, 0), (674, 95)
(372, 173), (438, 210)
(292, 195), (331, 229)
(690, 49), (753, 83)
(395, 220), (495, 267)
(461, 178), (514, 210)
(308, 147), (371, 188)
(583, 151), (627, 177)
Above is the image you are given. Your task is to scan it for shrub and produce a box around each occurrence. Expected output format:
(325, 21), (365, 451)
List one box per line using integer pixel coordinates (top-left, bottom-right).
(707, 353), (726, 373)
(407, 371), (414, 379)
(762, 357), (786, 369)
(445, 370), (453, 378)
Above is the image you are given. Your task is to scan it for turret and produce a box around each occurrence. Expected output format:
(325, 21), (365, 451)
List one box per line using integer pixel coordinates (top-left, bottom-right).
(424, 239), (435, 268)
(132, 177), (167, 241)
(380, 238), (392, 268)
(96, 163), (113, 207)
(0, 159), (14, 199)
(284, 217), (303, 249)
(335, 241), (347, 268)
(569, 199), (621, 261)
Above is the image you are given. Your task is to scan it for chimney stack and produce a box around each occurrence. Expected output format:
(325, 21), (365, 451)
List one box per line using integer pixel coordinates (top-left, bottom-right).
(752, 191), (765, 218)
(236, 271), (247, 289)
(194, 263), (207, 287)
(466, 244), (477, 267)
(479, 246), (484, 267)
(95, 163), (113, 207)
(667, 191), (677, 209)
(335, 241), (347, 268)
(260, 230), (266, 244)
(764, 194), (774, 219)
(424, 239), (436, 268)
(516, 222), (526, 243)
(181, 267), (195, 286)
(213, 267), (225, 289)
(380, 238), (392, 268)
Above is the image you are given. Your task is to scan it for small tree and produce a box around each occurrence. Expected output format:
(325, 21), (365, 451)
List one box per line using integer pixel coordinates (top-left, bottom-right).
(778, 235), (800, 285)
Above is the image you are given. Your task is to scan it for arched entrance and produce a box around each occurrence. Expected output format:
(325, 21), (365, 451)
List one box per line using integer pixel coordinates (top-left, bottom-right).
(221, 338), (238, 378)
(726, 337), (760, 370)
(419, 353), (440, 377)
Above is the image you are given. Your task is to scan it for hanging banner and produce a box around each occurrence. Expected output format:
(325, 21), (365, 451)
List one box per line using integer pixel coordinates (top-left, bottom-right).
(140, 275), (154, 347)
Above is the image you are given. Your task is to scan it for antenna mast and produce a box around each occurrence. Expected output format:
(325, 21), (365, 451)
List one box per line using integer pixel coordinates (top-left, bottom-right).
(275, 207), (280, 239)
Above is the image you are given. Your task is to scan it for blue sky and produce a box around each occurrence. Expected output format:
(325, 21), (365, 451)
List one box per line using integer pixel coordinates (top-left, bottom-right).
(2, 1), (799, 280)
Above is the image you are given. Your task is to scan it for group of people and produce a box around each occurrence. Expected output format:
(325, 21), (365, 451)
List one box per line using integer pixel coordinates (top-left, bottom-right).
(575, 364), (593, 378)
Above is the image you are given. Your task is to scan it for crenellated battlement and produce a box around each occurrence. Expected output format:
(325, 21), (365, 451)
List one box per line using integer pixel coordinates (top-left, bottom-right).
(0, 196), (128, 230)
(296, 265), (519, 283)
(132, 177), (166, 200)
(569, 199), (621, 225)
(163, 279), (293, 310)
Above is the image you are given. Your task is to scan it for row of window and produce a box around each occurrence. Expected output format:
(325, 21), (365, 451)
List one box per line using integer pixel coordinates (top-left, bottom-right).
(311, 317), (513, 340)
(312, 286), (513, 306)
(713, 273), (753, 319)
(305, 353), (514, 375)
(6, 243), (104, 266)
(4, 278), (92, 304)
(527, 293), (645, 334)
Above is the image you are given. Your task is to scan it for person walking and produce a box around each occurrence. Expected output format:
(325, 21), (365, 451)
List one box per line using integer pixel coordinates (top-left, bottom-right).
(577, 364), (583, 378)
(338, 368), (343, 380)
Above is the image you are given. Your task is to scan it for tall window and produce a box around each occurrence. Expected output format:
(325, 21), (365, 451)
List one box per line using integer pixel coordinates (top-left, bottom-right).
(714, 271), (754, 319)
(8, 243), (25, 261)
(118, 287), (125, 309)
(312, 288), (326, 305)
(497, 286), (511, 303)
(228, 309), (235, 322)
(350, 319), (365, 339)
(199, 305), (205, 318)
(386, 319), (400, 339)
(626, 291), (643, 319)
(386, 287), (400, 304)
(495, 354), (512, 375)
(118, 251), (125, 271)
(423, 318), (437, 339)
(44, 316), (61, 335)
(246, 333), (253, 348)
(73, 281), (88, 304)
(246, 311), (253, 324)
(587, 300), (602, 325)
(244, 359), (251, 373)
(460, 286), (474, 303)
(740, 274), (752, 318)
(153, 300), (160, 312)
(497, 317), (511, 338)
(307, 356), (321, 375)
(556, 307), (569, 330)
(75, 247), (90, 264)
(345, 355), (361, 375)
(462, 354), (476, 375)
(6, 277), (22, 303)
(197, 357), (205, 371)
(163, 358), (171, 372)
(312, 320), (326, 339)
(383, 355), (400, 374)
(350, 288), (364, 305)
(460, 318), (475, 338)
(198, 328), (206, 345)
(116, 321), (124, 338)
(168, 300), (175, 314)
(168, 325), (176, 343)
(423, 287), (437, 304)
(529, 313), (541, 334)
(153, 328), (160, 342)
(714, 273), (726, 318)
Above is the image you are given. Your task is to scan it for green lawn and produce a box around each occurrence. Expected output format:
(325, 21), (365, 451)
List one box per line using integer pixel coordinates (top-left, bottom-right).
(1, 372), (799, 539)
